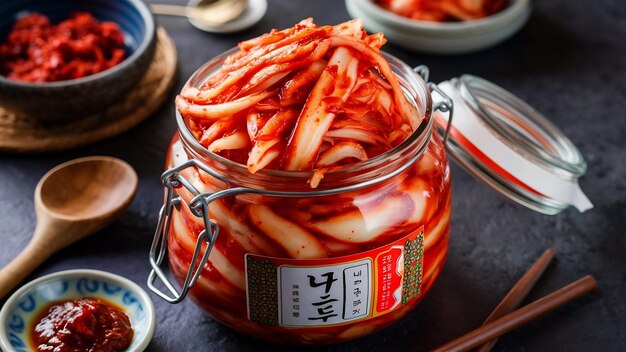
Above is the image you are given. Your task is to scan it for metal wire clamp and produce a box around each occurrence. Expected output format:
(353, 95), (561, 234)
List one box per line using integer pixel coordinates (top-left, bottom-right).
(147, 159), (222, 303)
(413, 65), (454, 146)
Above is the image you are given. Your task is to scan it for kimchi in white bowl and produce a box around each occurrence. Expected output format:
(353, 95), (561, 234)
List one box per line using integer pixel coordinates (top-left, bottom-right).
(345, 0), (531, 54)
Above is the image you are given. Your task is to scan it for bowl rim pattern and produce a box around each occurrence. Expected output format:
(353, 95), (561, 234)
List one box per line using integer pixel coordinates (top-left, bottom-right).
(0, 269), (156, 352)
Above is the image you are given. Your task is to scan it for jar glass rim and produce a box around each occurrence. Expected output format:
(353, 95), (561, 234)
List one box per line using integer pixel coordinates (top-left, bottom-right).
(175, 48), (434, 189)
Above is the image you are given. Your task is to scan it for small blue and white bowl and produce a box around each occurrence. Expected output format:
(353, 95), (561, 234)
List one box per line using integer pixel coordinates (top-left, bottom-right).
(0, 270), (156, 352)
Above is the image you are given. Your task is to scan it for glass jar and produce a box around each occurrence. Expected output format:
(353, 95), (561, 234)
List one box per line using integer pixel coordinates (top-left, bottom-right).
(148, 50), (453, 344)
(148, 30), (595, 343)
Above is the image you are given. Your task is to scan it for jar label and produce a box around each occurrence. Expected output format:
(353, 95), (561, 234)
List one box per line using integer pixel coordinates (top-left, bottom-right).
(245, 226), (424, 327)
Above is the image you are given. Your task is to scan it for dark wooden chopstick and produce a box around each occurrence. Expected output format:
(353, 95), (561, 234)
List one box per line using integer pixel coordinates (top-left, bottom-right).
(477, 248), (556, 352)
(432, 275), (597, 352)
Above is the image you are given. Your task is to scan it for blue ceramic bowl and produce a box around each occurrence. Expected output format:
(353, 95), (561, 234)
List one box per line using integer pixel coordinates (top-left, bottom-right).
(0, 0), (156, 122)
(0, 270), (156, 352)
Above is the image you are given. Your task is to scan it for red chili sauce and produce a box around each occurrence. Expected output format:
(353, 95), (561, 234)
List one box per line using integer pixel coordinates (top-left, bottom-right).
(0, 12), (126, 82)
(31, 297), (133, 352)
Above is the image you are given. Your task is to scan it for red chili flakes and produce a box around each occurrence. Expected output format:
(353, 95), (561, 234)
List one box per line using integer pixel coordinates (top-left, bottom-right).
(0, 12), (126, 82)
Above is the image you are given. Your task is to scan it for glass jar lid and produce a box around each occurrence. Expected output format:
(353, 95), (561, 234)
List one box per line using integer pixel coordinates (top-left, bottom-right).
(434, 74), (592, 215)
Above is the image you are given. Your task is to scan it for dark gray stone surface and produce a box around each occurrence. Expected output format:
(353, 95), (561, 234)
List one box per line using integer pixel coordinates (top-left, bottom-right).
(1, 0), (625, 351)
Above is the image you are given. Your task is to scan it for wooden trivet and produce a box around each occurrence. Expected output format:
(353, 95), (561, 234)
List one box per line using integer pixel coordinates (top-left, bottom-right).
(0, 27), (177, 153)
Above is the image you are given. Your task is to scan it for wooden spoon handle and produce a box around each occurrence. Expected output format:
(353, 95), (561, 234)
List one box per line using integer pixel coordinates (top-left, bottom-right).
(0, 237), (52, 299)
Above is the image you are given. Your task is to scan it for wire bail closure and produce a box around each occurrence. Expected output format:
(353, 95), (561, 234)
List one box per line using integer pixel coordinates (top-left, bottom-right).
(413, 65), (454, 146)
(147, 65), (454, 304)
(147, 159), (222, 303)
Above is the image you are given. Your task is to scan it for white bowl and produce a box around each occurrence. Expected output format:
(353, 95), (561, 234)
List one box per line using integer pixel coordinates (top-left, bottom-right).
(345, 0), (531, 54)
(0, 270), (156, 352)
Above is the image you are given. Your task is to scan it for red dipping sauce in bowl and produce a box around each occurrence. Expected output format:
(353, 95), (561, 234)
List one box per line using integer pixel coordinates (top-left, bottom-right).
(31, 297), (133, 352)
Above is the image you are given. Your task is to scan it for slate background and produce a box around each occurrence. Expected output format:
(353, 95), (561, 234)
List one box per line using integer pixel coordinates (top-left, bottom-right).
(1, 0), (625, 351)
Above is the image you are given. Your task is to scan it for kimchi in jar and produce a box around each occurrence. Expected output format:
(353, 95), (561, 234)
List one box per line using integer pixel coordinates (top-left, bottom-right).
(151, 19), (453, 344)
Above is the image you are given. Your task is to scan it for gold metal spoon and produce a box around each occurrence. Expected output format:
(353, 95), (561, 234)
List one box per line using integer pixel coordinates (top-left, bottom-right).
(151, 0), (249, 27)
(0, 156), (138, 299)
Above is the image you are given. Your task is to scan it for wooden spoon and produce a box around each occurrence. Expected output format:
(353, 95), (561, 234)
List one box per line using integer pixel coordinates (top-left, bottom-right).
(0, 156), (138, 299)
